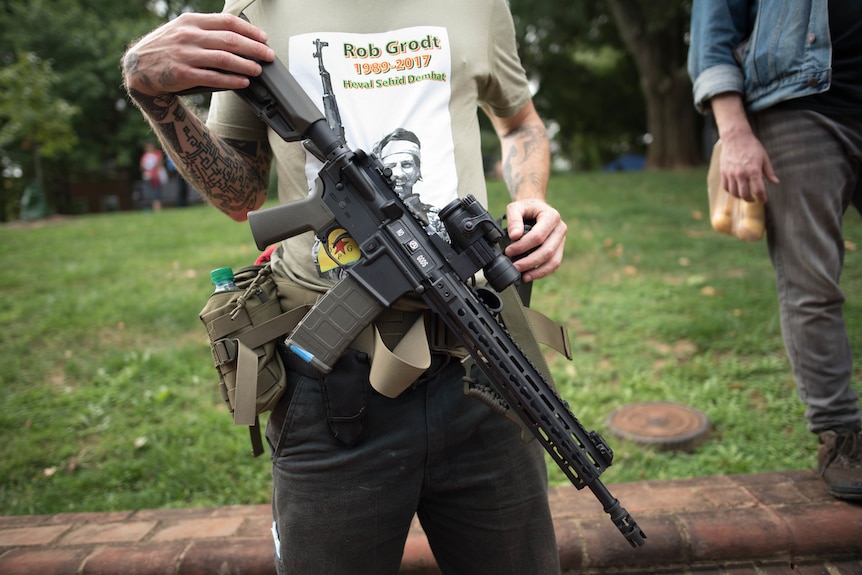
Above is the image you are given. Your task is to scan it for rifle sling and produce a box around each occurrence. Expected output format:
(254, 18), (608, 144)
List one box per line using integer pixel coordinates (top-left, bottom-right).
(357, 287), (571, 398)
(497, 285), (572, 384)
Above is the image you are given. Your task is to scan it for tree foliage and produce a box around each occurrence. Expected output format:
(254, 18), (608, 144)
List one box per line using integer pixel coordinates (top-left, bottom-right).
(0, 53), (78, 157)
(0, 0), (222, 217)
(0, 0), (699, 219)
(1, 1), (154, 176)
(508, 0), (646, 170)
(0, 52), (78, 198)
(509, 0), (698, 170)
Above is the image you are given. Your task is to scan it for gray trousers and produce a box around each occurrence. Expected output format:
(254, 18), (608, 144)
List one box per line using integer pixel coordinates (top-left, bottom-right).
(266, 352), (560, 574)
(754, 107), (862, 434)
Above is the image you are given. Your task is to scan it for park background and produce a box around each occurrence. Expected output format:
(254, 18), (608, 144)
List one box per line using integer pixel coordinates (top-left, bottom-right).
(2, 0), (861, 516)
(0, 0), (697, 219)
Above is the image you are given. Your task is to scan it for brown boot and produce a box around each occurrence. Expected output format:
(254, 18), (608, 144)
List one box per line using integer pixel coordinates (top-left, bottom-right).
(818, 429), (862, 501)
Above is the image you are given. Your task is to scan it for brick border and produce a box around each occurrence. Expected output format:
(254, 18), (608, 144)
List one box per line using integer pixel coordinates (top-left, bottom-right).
(1, 470), (860, 574)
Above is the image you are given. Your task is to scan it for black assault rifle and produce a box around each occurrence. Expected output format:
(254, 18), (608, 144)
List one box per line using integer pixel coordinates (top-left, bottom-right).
(238, 52), (646, 547)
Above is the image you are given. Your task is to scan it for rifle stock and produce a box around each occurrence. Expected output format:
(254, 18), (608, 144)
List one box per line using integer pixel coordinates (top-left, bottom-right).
(240, 41), (646, 548)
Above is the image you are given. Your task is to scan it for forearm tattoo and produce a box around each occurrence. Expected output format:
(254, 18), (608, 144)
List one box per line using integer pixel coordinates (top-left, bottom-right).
(501, 122), (547, 199)
(127, 88), (271, 215)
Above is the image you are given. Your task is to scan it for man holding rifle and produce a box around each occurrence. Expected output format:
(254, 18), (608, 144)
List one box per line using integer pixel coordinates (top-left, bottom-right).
(122, 0), (569, 572)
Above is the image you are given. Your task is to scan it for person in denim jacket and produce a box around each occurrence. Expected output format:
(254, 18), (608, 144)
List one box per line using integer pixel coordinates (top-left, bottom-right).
(688, 0), (862, 501)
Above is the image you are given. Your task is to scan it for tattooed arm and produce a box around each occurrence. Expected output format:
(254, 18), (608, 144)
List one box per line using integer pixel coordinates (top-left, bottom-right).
(122, 89), (271, 221)
(121, 13), (276, 221)
(484, 100), (565, 282)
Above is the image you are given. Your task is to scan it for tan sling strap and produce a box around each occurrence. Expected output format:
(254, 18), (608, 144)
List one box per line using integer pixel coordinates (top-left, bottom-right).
(232, 341), (258, 425)
(354, 316), (432, 399)
(523, 305), (572, 358)
(358, 286), (572, 398)
(498, 285), (572, 384)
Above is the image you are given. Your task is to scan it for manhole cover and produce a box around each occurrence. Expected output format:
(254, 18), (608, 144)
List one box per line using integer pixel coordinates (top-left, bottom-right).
(608, 401), (711, 452)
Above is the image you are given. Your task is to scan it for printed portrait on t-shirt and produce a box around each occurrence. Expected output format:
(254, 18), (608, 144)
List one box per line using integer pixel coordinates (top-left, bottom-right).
(287, 28), (457, 278)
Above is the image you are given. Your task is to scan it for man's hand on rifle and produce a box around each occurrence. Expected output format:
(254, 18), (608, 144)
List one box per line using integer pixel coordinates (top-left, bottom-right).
(122, 13), (275, 97)
(504, 198), (567, 283)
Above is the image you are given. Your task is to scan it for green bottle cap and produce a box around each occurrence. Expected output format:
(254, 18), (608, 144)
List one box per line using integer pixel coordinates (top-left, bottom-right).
(210, 267), (235, 285)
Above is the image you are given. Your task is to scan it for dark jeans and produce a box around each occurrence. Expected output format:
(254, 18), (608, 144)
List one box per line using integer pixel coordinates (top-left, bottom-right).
(755, 108), (862, 433)
(266, 353), (559, 574)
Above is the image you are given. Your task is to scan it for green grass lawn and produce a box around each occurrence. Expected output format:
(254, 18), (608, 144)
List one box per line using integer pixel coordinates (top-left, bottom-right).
(2, 169), (861, 515)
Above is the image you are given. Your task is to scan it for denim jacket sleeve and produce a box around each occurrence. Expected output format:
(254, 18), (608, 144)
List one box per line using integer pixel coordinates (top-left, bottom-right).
(687, 0), (753, 114)
(688, 0), (831, 115)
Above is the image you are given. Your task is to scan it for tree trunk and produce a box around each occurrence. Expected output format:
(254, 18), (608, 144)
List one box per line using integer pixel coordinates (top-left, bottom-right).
(605, 0), (701, 169)
(642, 69), (701, 169)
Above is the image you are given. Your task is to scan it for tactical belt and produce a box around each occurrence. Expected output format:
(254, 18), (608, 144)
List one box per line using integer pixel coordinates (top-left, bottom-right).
(274, 289), (570, 399)
(353, 285), (571, 398)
